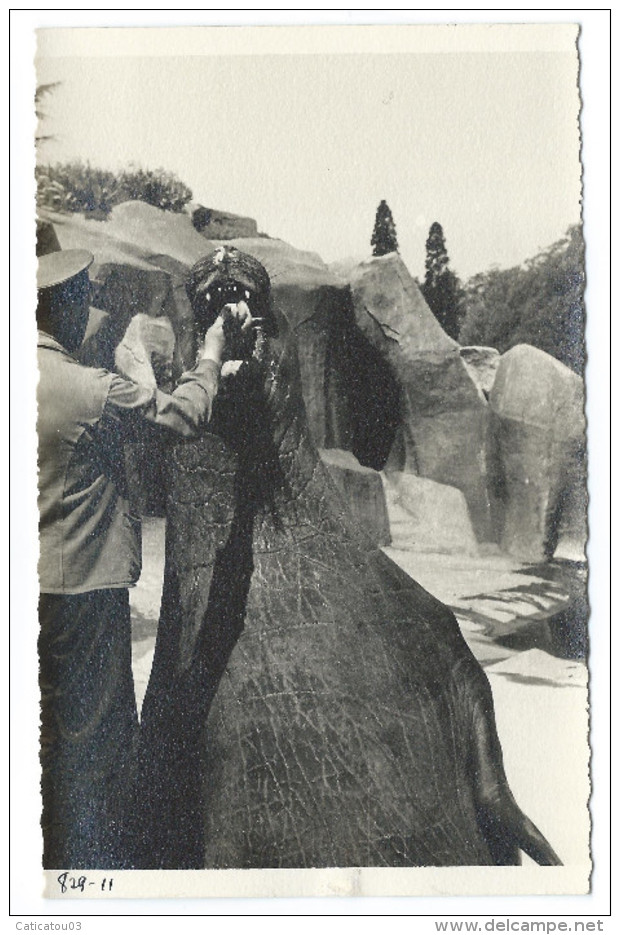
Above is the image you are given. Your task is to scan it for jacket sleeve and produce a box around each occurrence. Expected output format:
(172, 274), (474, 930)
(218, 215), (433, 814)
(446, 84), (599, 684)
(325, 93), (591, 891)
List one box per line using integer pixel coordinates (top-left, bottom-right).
(102, 359), (221, 438)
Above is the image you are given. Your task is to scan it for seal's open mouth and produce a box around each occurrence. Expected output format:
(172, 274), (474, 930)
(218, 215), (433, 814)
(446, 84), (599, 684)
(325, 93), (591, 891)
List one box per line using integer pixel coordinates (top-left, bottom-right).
(221, 302), (261, 362)
(186, 247), (278, 348)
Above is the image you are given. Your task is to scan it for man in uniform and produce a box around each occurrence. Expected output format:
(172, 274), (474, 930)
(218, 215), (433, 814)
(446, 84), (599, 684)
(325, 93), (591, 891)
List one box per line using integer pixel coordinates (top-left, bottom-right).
(36, 248), (254, 869)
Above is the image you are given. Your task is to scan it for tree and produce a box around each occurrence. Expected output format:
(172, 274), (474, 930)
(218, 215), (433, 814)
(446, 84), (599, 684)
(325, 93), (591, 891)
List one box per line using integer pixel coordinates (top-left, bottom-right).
(35, 82), (60, 148)
(459, 225), (585, 374)
(421, 222), (464, 340)
(371, 200), (399, 256)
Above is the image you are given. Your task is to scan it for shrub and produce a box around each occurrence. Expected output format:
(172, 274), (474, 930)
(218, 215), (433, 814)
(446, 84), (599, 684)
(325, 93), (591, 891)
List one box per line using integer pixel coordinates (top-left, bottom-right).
(36, 162), (120, 216)
(35, 161), (193, 217)
(118, 167), (192, 213)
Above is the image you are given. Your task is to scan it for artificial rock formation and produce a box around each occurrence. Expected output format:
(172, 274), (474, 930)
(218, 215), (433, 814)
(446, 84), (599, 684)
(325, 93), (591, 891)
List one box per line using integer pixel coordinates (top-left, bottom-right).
(114, 312), (176, 392)
(36, 217), (61, 257)
(459, 346), (502, 397)
(383, 473), (479, 556)
(133, 302), (559, 870)
(319, 448), (391, 547)
(489, 344), (587, 562)
(347, 254), (494, 542)
(190, 203), (259, 239)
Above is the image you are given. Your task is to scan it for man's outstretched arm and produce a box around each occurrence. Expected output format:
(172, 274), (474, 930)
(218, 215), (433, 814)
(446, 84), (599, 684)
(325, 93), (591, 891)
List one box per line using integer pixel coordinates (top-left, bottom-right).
(105, 303), (254, 437)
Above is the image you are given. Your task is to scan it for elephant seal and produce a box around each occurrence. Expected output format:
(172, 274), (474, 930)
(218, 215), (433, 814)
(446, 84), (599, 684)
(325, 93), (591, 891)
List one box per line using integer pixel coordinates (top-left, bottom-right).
(134, 247), (560, 871)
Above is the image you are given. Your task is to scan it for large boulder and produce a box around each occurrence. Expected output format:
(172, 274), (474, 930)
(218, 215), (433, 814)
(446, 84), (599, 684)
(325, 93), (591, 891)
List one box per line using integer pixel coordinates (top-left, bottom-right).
(383, 472), (479, 556)
(189, 203), (258, 239)
(348, 254), (495, 542)
(488, 344), (586, 562)
(319, 448), (390, 547)
(114, 312), (176, 392)
(36, 217), (61, 256)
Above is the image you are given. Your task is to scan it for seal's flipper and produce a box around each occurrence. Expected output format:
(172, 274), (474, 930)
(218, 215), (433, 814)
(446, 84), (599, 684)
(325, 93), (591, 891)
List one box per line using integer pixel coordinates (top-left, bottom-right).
(470, 677), (562, 866)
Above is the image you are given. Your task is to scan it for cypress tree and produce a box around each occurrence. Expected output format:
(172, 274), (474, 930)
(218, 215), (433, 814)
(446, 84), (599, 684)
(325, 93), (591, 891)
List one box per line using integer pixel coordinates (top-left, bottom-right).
(421, 222), (463, 340)
(371, 200), (399, 256)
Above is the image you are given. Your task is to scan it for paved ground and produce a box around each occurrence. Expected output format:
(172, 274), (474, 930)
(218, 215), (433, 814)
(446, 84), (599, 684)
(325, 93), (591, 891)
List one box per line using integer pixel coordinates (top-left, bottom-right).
(130, 516), (590, 870)
(385, 547), (588, 666)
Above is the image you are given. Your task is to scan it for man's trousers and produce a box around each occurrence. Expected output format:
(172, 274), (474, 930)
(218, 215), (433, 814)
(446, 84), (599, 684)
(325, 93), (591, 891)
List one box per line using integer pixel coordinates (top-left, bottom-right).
(39, 588), (139, 869)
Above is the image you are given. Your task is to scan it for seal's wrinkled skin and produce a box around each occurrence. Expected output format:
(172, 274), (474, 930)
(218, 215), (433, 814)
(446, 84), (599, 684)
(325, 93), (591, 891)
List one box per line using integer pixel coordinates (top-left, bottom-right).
(133, 249), (560, 870)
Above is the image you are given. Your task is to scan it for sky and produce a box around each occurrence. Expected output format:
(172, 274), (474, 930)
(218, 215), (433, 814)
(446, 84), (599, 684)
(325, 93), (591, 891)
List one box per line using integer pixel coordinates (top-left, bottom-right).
(34, 25), (582, 282)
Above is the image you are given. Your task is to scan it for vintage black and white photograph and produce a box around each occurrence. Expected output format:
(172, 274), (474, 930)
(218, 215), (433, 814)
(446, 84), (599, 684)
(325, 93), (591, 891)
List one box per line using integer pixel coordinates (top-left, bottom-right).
(12, 13), (608, 908)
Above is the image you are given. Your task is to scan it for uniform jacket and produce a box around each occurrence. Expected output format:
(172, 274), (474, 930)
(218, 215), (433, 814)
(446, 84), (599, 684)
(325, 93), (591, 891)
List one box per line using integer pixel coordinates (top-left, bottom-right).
(37, 331), (219, 594)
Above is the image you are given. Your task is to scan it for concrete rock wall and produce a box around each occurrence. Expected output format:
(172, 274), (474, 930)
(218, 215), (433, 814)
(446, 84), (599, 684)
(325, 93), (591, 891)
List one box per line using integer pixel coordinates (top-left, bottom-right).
(489, 344), (586, 562)
(189, 204), (259, 239)
(348, 254), (495, 542)
(319, 448), (391, 547)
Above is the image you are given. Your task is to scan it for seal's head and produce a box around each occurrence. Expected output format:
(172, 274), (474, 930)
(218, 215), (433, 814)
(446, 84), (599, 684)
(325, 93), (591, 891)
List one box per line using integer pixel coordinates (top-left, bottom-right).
(186, 247), (277, 358)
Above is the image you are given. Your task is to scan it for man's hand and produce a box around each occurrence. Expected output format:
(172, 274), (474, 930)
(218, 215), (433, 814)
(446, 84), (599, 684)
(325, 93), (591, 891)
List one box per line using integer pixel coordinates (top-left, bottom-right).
(199, 302), (254, 366)
(221, 360), (244, 378)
